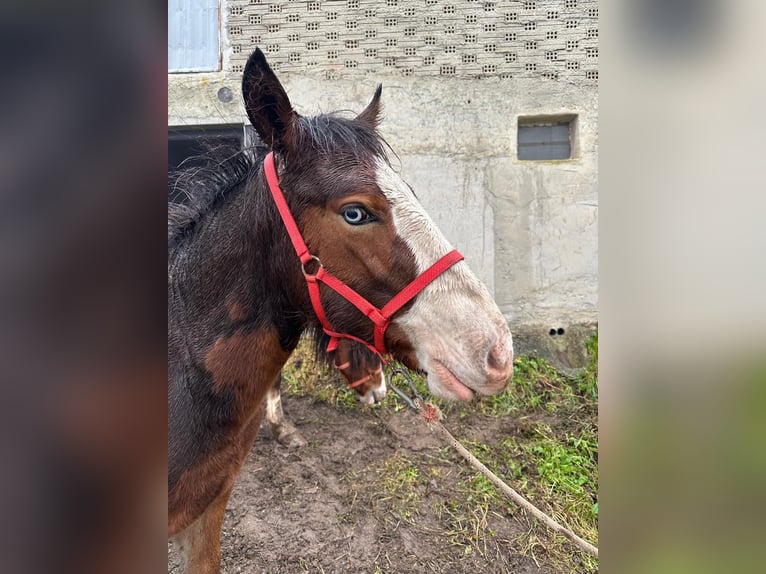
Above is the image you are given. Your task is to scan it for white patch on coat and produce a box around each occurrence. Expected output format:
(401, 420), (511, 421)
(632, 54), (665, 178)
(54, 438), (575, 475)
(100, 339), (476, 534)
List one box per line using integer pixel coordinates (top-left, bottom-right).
(357, 369), (387, 404)
(374, 158), (513, 399)
(265, 386), (283, 425)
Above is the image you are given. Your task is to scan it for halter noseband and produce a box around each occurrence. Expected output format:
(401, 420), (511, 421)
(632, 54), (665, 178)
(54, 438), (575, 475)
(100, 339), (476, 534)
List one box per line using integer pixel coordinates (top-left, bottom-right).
(264, 151), (463, 361)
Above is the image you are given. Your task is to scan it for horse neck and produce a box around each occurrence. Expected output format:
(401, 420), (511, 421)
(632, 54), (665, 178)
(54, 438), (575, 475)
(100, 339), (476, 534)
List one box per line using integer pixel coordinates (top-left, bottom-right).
(168, 173), (309, 350)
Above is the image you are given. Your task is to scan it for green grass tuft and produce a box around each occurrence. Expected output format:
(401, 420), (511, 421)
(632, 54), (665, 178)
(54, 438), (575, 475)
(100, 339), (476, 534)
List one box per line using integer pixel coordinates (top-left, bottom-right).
(575, 332), (599, 399)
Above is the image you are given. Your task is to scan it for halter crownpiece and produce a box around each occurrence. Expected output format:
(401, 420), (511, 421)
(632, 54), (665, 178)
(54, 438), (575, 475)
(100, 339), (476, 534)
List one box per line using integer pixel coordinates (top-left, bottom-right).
(263, 151), (463, 360)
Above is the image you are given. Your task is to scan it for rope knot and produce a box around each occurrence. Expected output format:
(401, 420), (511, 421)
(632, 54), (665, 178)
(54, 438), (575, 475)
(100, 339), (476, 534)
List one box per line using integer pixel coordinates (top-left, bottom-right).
(415, 400), (442, 424)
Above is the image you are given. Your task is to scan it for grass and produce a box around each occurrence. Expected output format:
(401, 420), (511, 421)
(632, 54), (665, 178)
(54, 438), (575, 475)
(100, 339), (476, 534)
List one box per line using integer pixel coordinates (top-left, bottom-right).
(575, 331), (599, 400)
(283, 332), (599, 572)
(345, 452), (426, 522)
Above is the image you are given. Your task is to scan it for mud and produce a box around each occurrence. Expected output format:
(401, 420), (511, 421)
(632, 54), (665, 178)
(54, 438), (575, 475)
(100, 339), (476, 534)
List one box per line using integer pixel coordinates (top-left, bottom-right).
(168, 395), (557, 573)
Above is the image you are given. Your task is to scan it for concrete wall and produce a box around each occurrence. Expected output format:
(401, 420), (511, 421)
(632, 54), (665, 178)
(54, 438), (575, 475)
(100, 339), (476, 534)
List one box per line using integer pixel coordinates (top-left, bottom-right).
(168, 0), (599, 359)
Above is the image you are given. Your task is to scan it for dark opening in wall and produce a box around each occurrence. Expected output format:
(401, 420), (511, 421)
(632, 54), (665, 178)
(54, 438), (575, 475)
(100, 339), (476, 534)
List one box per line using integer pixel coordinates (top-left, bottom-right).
(517, 114), (578, 161)
(168, 125), (244, 202)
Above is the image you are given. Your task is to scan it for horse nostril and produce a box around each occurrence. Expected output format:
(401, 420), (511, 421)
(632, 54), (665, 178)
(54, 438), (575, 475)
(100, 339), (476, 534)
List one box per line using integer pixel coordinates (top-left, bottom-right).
(486, 338), (513, 383)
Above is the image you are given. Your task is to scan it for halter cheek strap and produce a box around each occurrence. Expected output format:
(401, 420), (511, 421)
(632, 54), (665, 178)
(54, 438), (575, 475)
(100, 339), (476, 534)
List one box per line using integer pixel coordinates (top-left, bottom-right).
(334, 360), (384, 389)
(264, 151), (463, 360)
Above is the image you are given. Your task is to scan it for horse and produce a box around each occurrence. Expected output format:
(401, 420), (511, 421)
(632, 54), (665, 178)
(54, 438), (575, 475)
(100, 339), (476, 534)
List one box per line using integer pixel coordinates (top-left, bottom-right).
(168, 48), (514, 573)
(330, 336), (386, 405)
(263, 338), (386, 448)
(170, 154), (385, 450)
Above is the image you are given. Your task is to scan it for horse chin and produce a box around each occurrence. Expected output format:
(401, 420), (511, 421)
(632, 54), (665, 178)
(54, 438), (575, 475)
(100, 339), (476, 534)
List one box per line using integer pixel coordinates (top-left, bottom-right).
(356, 371), (387, 405)
(427, 359), (475, 402)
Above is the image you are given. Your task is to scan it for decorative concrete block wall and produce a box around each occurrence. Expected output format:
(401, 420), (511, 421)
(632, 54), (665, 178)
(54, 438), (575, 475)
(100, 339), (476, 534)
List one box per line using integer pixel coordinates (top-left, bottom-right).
(225, 0), (598, 83)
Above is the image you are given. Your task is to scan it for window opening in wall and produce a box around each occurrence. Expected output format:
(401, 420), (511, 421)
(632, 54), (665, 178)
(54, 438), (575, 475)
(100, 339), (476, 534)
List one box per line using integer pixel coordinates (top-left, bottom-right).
(517, 114), (577, 161)
(168, 0), (220, 72)
(168, 125), (245, 202)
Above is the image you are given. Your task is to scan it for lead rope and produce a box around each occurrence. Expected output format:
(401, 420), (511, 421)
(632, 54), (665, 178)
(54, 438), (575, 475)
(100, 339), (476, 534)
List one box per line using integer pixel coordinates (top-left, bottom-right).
(387, 368), (599, 560)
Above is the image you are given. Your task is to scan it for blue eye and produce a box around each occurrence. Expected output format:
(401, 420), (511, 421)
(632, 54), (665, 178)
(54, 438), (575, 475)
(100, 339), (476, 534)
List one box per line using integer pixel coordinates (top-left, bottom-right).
(341, 205), (375, 225)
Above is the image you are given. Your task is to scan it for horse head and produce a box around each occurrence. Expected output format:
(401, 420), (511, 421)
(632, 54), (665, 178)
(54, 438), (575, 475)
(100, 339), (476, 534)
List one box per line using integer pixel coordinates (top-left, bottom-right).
(243, 49), (513, 401)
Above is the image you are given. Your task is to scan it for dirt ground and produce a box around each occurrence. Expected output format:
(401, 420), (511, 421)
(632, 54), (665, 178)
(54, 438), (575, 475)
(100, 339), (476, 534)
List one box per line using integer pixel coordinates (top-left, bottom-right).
(168, 392), (582, 573)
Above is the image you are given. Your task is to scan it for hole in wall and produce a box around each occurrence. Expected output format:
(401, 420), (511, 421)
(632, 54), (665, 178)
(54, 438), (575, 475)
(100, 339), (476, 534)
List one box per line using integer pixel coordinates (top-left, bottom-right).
(217, 87), (233, 103)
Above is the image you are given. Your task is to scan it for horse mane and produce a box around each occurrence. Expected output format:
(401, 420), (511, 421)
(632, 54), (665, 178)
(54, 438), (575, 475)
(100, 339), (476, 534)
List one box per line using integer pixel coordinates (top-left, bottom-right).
(168, 143), (263, 248)
(167, 113), (392, 250)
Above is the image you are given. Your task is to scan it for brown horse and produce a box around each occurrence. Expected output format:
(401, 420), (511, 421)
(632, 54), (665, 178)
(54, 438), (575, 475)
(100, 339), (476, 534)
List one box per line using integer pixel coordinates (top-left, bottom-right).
(168, 48), (513, 573)
(263, 338), (386, 448)
(331, 337), (386, 404)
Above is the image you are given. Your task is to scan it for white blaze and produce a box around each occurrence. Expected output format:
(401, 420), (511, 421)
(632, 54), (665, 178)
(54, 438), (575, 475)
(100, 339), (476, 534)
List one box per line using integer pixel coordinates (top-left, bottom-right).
(374, 158), (511, 399)
(357, 370), (387, 405)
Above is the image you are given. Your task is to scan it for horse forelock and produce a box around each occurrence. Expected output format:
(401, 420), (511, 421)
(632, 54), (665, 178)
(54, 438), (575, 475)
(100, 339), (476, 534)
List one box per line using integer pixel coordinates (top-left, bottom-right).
(298, 113), (389, 162)
(279, 114), (392, 192)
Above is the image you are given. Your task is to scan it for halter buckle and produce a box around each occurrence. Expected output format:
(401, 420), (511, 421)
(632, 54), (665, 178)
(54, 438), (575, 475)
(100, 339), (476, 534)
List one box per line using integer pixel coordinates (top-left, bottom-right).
(300, 255), (323, 277)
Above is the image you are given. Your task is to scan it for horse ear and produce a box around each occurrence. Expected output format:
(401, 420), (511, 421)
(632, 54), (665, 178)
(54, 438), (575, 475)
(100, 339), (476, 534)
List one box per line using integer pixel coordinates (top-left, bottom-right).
(355, 84), (383, 129)
(242, 48), (299, 152)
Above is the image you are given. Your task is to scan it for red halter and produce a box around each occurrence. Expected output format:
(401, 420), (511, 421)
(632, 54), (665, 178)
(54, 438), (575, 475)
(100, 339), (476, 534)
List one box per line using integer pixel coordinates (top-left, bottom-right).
(264, 152), (463, 360)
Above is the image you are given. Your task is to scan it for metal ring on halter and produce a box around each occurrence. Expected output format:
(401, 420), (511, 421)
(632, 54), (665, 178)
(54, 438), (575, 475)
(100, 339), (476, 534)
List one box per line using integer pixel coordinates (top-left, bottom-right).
(300, 255), (323, 277)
